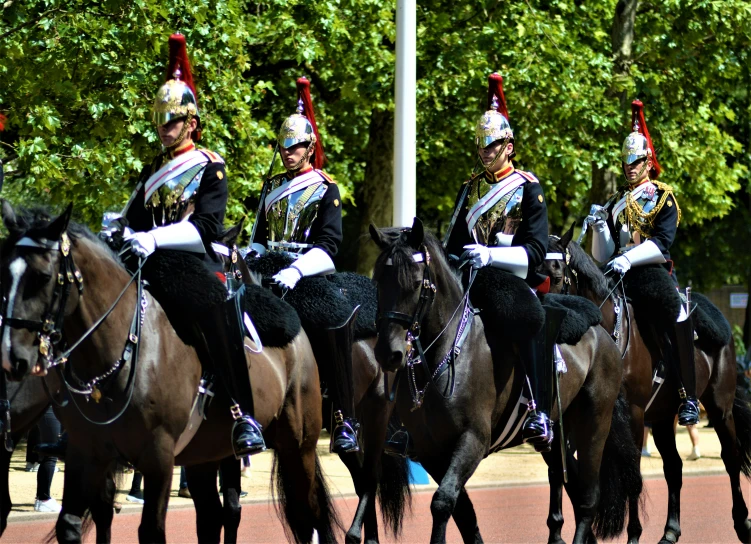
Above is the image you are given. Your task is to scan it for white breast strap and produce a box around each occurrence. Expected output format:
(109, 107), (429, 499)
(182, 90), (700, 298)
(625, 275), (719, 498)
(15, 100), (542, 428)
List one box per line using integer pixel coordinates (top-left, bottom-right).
(385, 253), (424, 266)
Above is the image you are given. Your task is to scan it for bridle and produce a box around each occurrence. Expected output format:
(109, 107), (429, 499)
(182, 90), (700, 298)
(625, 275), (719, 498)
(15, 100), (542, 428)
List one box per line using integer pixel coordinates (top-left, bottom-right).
(0, 229), (146, 425)
(377, 244), (474, 410)
(546, 238), (631, 359)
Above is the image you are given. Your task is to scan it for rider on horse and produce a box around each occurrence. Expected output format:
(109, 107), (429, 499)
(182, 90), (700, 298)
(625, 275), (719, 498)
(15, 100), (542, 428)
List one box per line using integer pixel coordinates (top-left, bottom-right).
(247, 78), (360, 455)
(120, 34), (266, 457)
(444, 73), (559, 453)
(585, 99), (699, 426)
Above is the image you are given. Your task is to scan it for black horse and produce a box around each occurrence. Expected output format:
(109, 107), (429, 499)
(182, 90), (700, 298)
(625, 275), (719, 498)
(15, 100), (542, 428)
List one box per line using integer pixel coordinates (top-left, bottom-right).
(370, 218), (642, 544)
(543, 229), (751, 544)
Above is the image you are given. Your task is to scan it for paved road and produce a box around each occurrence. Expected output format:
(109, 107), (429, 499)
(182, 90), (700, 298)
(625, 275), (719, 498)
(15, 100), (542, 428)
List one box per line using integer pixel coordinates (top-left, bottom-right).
(3, 474), (748, 543)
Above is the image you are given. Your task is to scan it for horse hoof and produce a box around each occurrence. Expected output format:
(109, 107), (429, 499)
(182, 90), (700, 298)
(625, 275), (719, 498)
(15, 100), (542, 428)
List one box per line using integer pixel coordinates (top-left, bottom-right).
(734, 519), (751, 542)
(548, 538), (565, 544)
(626, 539), (639, 544)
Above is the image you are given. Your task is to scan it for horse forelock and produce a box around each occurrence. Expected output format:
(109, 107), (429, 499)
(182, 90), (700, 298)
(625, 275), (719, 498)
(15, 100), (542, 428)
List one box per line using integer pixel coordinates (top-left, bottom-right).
(550, 236), (611, 300)
(372, 227), (458, 291)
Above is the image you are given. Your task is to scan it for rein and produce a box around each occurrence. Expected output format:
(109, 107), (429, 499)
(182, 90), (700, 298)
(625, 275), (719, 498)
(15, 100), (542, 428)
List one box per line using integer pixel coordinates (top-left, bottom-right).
(1, 230), (146, 425)
(378, 245), (475, 411)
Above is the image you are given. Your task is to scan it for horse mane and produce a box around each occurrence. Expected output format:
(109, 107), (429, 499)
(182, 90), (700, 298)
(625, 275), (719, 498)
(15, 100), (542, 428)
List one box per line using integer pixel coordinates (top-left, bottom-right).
(549, 236), (611, 300)
(9, 206), (123, 265)
(373, 227), (456, 290)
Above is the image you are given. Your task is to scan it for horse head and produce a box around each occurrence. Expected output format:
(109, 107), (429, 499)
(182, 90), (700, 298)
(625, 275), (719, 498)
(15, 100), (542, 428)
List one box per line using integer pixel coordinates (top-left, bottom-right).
(370, 217), (461, 373)
(541, 222), (576, 295)
(0, 201), (77, 379)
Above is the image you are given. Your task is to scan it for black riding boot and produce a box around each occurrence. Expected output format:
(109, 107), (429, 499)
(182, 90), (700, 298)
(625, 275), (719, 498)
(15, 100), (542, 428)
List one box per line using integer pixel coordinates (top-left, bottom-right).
(520, 306), (566, 453)
(201, 285), (266, 458)
(327, 307), (360, 454)
(671, 314), (699, 426)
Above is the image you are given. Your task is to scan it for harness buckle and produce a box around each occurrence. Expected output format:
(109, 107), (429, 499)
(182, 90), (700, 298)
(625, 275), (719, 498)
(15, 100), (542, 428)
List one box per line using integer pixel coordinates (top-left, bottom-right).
(60, 232), (71, 257)
(57, 273), (65, 286)
(129, 333), (138, 344)
(230, 404), (243, 420)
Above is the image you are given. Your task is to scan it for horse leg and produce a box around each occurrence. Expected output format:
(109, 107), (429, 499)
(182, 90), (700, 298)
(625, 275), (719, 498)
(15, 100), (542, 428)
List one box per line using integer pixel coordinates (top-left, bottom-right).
(186, 462), (223, 544)
(56, 450), (88, 544)
(220, 457), (242, 544)
(0, 446), (12, 536)
(341, 452), (369, 544)
(708, 403), (751, 542)
(89, 463), (117, 544)
(428, 432), (485, 544)
(626, 405), (645, 544)
(137, 433), (175, 544)
(451, 487), (482, 544)
(652, 418), (683, 544)
(542, 441), (566, 544)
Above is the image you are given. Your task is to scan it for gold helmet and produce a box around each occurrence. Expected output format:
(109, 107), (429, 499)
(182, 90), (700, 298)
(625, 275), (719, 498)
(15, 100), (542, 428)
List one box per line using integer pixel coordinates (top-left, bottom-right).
(152, 34), (201, 140)
(276, 77), (325, 170)
(475, 72), (513, 149)
(621, 99), (661, 178)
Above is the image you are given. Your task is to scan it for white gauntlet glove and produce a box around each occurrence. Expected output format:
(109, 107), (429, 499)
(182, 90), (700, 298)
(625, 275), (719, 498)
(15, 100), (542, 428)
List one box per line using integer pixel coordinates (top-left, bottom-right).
(273, 247), (336, 290)
(610, 254), (631, 275)
(124, 221), (205, 258)
(124, 231), (157, 257)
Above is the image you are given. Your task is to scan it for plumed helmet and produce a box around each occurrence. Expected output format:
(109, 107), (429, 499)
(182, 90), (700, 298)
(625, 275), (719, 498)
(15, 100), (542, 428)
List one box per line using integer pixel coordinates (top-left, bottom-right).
(475, 72), (513, 149)
(621, 100), (661, 178)
(277, 77), (326, 170)
(152, 34), (200, 134)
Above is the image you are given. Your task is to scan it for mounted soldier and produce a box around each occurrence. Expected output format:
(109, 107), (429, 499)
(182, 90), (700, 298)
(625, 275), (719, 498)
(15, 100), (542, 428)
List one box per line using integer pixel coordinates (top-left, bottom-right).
(443, 73), (561, 453)
(117, 33), (266, 457)
(584, 99), (699, 426)
(247, 77), (360, 454)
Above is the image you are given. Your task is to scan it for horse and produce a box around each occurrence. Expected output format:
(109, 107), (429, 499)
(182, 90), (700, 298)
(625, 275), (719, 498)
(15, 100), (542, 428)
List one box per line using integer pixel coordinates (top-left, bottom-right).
(543, 228), (751, 544)
(370, 218), (642, 544)
(229, 229), (412, 544)
(0, 202), (337, 544)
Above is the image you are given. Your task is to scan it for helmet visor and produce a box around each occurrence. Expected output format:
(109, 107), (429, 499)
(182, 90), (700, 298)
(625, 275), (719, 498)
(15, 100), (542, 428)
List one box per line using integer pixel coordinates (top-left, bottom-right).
(153, 110), (187, 127)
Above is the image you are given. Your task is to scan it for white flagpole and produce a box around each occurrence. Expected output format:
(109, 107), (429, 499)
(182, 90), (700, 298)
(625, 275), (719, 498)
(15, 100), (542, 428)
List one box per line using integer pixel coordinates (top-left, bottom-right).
(393, 0), (416, 227)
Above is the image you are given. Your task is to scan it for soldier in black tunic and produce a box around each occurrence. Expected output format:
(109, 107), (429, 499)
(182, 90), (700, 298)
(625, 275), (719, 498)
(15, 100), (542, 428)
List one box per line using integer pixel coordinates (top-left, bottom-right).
(585, 99), (698, 426)
(443, 73), (560, 453)
(247, 78), (360, 454)
(122, 34), (266, 457)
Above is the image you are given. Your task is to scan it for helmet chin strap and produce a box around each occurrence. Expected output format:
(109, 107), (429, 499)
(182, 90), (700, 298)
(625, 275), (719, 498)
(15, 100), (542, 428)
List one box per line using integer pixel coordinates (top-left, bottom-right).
(162, 112), (194, 152)
(623, 158), (650, 185)
(479, 138), (510, 174)
(286, 141), (315, 174)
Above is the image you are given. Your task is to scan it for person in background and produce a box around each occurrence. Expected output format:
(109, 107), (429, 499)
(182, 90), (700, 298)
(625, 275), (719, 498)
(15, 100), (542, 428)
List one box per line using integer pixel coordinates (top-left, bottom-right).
(30, 408), (62, 512)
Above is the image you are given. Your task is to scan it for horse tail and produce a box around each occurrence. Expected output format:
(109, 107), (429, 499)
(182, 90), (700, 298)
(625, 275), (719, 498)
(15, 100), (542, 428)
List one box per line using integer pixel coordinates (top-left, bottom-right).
(593, 392), (644, 540)
(377, 454), (412, 538)
(272, 450), (341, 544)
(732, 387), (751, 477)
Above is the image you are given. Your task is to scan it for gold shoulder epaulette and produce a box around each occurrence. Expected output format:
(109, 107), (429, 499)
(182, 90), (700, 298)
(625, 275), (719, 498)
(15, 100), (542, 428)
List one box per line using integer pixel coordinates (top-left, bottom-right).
(316, 169), (335, 183)
(626, 179), (681, 236)
(653, 180), (681, 226)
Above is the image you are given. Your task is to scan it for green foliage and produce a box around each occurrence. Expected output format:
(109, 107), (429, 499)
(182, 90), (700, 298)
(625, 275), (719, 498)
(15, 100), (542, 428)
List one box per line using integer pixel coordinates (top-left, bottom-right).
(0, 0), (749, 289)
(734, 324), (747, 359)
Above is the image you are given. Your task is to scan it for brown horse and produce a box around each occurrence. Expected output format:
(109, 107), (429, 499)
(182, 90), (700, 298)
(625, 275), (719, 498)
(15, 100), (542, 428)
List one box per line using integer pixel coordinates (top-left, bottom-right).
(543, 228), (751, 544)
(225, 227), (411, 544)
(370, 219), (642, 544)
(0, 202), (337, 544)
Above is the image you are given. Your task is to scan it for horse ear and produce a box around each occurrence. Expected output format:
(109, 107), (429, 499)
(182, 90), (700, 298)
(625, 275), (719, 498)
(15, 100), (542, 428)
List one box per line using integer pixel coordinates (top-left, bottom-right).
(1, 200), (19, 234)
(45, 203), (73, 240)
(560, 222), (576, 248)
(369, 224), (388, 249)
(407, 217), (424, 249)
(220, 219), (245, 247)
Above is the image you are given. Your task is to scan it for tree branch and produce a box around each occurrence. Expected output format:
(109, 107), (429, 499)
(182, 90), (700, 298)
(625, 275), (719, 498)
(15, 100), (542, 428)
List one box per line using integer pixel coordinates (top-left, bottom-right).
(0, 8), (65, 41)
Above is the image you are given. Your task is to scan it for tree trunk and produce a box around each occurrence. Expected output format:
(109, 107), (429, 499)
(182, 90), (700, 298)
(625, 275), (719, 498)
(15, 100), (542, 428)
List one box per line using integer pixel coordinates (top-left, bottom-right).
(589, 0), (639, 206)
(355, 109), (394, 275)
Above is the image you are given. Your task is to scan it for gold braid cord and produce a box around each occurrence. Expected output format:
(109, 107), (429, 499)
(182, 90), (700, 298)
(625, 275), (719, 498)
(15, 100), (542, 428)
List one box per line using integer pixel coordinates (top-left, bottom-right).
(625, 180), (681, 240)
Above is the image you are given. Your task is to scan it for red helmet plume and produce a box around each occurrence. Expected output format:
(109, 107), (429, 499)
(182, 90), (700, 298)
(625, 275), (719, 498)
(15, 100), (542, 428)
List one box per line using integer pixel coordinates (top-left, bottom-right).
(166, 34), (197, 103)
(487, 72), (509, 121)
(0, 114), (5, 131)
(631, 100), (661, 178)
(297, 77), (326, 170)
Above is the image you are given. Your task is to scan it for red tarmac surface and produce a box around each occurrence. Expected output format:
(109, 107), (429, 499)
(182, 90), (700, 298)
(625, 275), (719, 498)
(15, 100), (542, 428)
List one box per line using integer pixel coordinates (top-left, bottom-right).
(3, 474), (749, 543)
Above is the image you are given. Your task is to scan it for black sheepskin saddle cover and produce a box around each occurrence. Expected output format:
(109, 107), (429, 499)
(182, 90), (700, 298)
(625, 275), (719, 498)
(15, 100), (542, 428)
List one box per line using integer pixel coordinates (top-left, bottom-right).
(245, 252), (377, 338)
(142, 250), (300, 348)
(540, 293), (602, 345)
(470, 267), (545, 341)
(692, 292), (732, 351)
(624, 265), (681, 334)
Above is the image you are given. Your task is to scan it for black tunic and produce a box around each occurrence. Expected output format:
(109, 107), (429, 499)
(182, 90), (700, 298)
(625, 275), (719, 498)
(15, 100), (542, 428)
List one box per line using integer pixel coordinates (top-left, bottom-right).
(125, 151), (228, 271)
(603, 185), (678, 262)
(445, 174), (549, 288)
(253, 178), (343, 258)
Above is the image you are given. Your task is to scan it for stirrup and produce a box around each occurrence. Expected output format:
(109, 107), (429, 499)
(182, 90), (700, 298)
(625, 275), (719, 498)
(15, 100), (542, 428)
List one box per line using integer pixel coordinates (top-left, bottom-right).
(231, 408), (266, 459)
(384, 427), (412, 458)
(677, 392), (700, 426)
(331, 410), (360, 454)
(522, 410), (554, 453)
